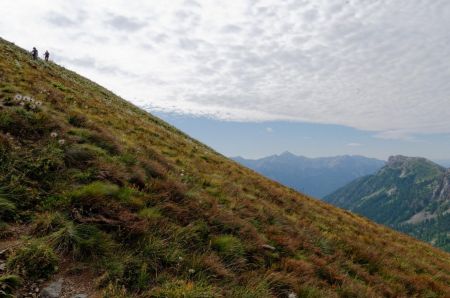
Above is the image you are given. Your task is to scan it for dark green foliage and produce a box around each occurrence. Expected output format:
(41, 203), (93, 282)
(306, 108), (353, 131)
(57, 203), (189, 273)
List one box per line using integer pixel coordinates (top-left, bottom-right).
(0, 275), (22, 298)
(0, 195), (16, 221)
(7, 241), (59, 279)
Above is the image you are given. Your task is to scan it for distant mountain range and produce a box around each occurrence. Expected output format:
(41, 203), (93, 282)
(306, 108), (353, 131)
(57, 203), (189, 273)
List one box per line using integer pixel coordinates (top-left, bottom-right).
(232, 152), (385, 198)
(325, 155), (450, 251)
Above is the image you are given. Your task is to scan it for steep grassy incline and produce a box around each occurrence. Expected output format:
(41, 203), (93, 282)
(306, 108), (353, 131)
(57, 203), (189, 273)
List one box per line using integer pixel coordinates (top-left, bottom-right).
(1, 37), (450, 297)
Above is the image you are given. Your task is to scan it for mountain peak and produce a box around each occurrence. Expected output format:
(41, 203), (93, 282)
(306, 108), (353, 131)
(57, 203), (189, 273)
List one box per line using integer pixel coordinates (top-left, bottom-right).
(279, 150), (296, 157)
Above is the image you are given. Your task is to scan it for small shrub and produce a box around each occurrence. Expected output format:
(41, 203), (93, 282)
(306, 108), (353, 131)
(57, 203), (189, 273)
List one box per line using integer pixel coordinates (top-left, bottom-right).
(7, 241), (59, 279)
(211, 235), (245, 260)
(0, 275), (21, 298)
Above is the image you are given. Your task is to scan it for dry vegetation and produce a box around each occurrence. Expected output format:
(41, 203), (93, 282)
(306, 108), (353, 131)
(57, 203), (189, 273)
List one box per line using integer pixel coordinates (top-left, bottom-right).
(1, 37), (450, 297)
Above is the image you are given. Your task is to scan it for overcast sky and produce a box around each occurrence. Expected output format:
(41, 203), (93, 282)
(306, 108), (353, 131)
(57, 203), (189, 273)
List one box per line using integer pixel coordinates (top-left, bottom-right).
(2, 0), (450, 159)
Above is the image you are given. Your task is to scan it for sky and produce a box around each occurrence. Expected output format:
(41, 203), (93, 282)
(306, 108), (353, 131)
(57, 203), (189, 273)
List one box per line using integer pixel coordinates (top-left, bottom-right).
(1, 0), (450, 160)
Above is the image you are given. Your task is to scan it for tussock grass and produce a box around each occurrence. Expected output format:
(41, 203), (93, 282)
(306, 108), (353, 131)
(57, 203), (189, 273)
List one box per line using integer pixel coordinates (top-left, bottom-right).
(6, 241), (59, 279)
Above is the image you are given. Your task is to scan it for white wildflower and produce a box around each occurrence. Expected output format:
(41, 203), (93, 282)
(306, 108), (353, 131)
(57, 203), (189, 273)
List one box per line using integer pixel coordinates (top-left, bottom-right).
(14, 94), (23, 101)
(288, 293), (297, 298)
(23, 96), (31, 102)
(50, 132), (58, 138)
(188, 269), (195, 274)
(29, 104), (36, 110)
(36, 101), (42, 106)
(58, 139), (66, 145)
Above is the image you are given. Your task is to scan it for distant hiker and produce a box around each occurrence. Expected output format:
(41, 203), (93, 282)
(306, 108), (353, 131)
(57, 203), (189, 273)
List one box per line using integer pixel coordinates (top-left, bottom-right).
(31, 47), (38, 60)
(44, 50), (50, 61)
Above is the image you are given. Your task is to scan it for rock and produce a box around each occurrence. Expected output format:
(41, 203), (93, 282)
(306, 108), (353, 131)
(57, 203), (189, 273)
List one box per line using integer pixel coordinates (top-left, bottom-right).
(72, 295), (88, 298)
(40, 278), (63, 298)
(261, 244), (276, 251)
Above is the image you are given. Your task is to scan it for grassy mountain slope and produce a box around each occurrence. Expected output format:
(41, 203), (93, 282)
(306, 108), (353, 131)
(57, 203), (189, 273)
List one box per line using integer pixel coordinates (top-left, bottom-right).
(233, 153), (384, 198)
(1, 38), (450, 297)
(325, 155), (450, 252)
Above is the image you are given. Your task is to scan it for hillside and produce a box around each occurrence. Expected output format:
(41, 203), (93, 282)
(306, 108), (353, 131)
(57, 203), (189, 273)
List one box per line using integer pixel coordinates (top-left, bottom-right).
(1, 37), (450, 297)
(233, 153), (384, 198)
(325, 155), (450, 252)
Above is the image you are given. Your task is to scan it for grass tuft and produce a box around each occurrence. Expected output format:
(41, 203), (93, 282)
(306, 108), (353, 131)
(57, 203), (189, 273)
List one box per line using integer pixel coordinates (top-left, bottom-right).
(7, 240), (59, 279)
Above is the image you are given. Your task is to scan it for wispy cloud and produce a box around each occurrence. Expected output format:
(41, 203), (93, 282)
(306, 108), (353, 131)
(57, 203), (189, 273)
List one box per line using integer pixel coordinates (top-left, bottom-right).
(2, 0), (450, 140)
(347, 142), (362, 147)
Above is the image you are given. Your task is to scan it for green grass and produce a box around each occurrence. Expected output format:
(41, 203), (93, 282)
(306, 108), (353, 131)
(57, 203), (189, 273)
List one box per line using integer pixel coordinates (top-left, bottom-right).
(211, 235), (245, 260)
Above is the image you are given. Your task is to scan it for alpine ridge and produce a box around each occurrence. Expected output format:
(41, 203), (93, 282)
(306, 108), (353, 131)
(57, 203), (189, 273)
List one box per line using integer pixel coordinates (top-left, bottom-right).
(325, 155), (450, 252)
(233, 153), (384, 198)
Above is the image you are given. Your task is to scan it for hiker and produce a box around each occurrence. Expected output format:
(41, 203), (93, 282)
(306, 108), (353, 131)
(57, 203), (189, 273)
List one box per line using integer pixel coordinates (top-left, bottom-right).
(31, 47), (38, 60)
(44, 50), (50, 61)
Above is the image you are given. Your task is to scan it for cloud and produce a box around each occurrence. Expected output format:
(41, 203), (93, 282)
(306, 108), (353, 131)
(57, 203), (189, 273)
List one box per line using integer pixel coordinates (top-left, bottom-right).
(2, 0), (450, 140)
(105, 14), (146, 32)
(347, 143), (362, 147)
(266, 127), (273, 133)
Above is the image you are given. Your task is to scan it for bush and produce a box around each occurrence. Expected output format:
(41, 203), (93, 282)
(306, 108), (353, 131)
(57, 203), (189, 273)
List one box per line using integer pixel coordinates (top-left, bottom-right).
(0, 275), (21, 298)
(211, 235), (245, 260)
(7, 241), (59, 279)
(151, 279), (217, 298)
